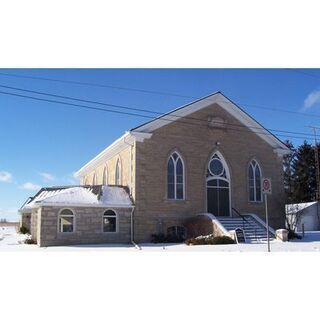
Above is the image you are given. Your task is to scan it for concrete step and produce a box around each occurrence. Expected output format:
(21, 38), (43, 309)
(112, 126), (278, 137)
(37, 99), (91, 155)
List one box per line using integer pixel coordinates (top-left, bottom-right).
(217, 215), (275, 243)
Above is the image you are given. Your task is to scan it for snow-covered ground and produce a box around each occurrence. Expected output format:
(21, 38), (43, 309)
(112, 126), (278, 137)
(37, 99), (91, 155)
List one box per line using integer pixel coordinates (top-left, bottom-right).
(1, 226), (320, 251)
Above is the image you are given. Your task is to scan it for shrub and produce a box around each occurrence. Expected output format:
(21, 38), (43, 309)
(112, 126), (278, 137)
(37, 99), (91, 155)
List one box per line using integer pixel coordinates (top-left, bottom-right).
(151, 232), (185, 243)
(211, 236), (235, 244)
(19, 226), (29, 234)
(24, 238), (36, 244)
(287, 229), (302, 240)
(186, 234), (235, 245)
(151, 233), (166, 243)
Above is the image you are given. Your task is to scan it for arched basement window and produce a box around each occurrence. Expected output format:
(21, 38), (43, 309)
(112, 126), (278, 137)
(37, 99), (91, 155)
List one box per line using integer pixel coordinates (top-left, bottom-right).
(115, 159), (121, 185)
(167, 152), (185, 200)
(248, 159), (262, 202)
(103, 210), (117, 232)
(58, 209), (75, 233)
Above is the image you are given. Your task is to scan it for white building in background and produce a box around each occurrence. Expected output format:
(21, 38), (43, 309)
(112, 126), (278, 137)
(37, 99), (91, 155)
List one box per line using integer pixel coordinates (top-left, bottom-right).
(286, 202), (320, 232)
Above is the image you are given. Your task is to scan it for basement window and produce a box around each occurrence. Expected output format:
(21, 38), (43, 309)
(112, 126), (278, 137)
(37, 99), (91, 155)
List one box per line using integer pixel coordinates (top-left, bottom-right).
(58, 209), (75, 233)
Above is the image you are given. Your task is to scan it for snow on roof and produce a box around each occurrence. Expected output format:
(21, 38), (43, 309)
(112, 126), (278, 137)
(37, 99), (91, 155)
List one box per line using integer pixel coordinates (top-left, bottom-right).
(286, 202), (318, 214)
(20, 185), (133, 212)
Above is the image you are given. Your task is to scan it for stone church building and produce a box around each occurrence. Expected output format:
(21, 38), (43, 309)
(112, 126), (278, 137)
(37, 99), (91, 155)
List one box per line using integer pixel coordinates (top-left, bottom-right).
(20, 92), (290, 246)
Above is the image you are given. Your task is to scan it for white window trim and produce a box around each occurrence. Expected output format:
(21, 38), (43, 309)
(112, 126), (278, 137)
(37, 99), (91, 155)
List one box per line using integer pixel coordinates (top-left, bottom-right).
(248, 159), (263, 203)
(92, 172), (97, 185)
(102, 209), (118, 233)
(57, 208), (76, 233)
(115, 158), (122, 185)
(206, 151), (232, 217)
(103, 165), (108, 185)
(167, 151), (185, 200)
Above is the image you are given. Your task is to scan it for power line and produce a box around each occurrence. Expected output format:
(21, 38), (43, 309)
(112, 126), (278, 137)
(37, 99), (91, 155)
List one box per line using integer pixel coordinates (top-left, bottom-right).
(0, 70), (319, 120)
(0, 83), (315, 138)
(0, 71), (193, 99)
(0, 89), (314, 141)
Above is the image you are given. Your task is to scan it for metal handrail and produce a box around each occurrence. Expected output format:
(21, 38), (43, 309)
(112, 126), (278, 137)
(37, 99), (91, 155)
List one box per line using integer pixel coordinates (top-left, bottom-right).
(232, 207), (258, 242)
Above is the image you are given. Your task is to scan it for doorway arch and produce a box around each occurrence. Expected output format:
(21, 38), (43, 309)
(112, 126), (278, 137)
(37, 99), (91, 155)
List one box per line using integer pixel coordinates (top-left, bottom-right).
(206, 151), (231, 216)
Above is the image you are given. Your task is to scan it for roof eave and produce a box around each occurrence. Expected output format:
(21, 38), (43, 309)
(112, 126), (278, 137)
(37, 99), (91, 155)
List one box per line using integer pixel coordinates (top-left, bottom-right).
(75, 131), (152, 177)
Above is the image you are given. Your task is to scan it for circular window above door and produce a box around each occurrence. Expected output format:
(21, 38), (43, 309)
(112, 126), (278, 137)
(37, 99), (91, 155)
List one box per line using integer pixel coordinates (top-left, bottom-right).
(209, 158), (224, 176)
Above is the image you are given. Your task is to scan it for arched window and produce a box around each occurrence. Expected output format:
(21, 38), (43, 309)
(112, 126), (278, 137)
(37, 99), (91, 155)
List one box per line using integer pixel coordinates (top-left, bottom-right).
(206, 152), (231, 216)
(92, 173), (97, 185)
(167, 152), (185, 200)
(103, 166), (108, 185)
(103, 210), (117, 232)
(115, 159), (121, 185)
(58, 209), (75, 233)
(248, 159), (262, 202)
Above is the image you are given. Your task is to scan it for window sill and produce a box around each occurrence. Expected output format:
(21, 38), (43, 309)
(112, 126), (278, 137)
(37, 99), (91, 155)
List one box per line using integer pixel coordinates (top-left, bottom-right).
(166, 198), (187, 202)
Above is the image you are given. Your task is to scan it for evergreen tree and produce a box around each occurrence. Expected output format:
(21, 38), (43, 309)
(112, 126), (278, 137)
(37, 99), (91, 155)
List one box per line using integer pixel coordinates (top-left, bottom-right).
(283, 140), (296, 203)
(291, 141), (317, 202)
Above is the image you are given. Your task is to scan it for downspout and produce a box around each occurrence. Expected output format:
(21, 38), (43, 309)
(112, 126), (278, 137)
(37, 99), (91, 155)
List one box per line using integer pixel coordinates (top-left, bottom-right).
(130, 206), (141, 250)
(124, 134), (140, 249)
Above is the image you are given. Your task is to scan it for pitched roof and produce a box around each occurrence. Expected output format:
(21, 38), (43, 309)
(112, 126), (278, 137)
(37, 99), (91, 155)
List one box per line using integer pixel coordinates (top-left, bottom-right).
(76, 91), (290, 176)
(285, 201), (318, 214)
(131, 92), (290, 153)
(19, 185), (133, 212)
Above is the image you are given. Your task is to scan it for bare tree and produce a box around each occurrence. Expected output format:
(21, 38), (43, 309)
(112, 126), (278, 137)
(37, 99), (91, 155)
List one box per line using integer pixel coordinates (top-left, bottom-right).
(285, 204), (303, 232)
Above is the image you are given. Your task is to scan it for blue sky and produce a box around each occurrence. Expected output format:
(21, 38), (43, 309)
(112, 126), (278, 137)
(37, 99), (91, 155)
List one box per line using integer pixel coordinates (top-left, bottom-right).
(1, 68), (320, 221)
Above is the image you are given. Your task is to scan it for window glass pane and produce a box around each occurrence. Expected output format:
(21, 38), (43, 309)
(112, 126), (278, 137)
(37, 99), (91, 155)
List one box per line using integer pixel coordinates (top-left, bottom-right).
(176, 174), (183, 183)
(104, 210), (116, 216)
(207, 179), (218, 187)
(103, 217), (116, 232)
(168, 158), (174, 184)
(176, 226), (186, 238)
(167, 158), (175, 196)
(249, 187), (255, 201)
(168, 158), (174, 175)
(209, 159), (224, 176)
(249, 178), (254, 187)
(168, 183), (175, 199)
(60, 216), (74, 232)
(255, 165), (261, 180)
(172, 152), (178, 160)
(218, 180), (229, 187)
(176, 183), (184, 199)
(256, 187), (262, 201)
(249, 165), (254, 179)
(176, 158), (183, 175)
(61, 209), (73, 216)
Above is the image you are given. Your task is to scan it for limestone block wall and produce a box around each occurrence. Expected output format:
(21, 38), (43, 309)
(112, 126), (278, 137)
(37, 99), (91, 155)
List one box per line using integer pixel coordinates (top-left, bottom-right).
(81, 144), (135, 196)
(38, 206), (131, 247)
(30, 208), (40, 242)
(133, 103), (286, 242)
(20, 212), (31, 231)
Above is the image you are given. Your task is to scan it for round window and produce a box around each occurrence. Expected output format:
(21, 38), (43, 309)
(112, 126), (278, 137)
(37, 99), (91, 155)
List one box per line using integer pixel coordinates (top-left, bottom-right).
(209, 158), (224, 176)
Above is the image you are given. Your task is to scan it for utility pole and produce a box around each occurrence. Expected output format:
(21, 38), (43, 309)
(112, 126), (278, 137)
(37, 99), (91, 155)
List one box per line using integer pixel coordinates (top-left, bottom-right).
(307, 126), (320, 201)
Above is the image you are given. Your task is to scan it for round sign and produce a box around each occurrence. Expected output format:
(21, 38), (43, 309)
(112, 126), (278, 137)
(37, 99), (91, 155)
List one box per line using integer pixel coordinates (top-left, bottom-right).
(263, 179), (270, 190)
